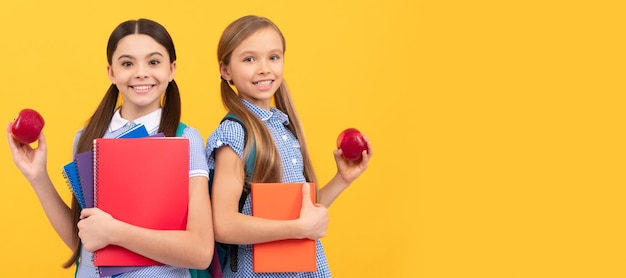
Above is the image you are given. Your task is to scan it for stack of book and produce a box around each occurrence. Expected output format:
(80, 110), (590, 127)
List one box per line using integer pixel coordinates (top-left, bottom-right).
(62, 124), (189, 277)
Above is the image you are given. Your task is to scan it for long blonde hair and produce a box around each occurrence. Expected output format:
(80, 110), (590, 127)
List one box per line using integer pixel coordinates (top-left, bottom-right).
(216, 15), (317, 185)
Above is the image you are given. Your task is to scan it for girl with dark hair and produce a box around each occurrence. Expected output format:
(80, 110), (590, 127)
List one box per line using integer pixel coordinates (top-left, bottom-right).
(6, 18), (213, 277)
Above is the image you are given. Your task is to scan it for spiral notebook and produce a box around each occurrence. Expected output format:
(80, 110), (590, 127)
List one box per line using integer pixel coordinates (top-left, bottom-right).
(62, 162), (85, 209)
(66, 123), (151, 209)
(251, 182), (317, 273)
(92, 137), (189, 267)
(73, 151), (94, 208)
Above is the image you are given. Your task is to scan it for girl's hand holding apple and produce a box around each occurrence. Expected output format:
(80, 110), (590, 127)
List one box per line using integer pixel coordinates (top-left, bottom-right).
(10, 108), (45, 144)
(336, 128), (368, 161)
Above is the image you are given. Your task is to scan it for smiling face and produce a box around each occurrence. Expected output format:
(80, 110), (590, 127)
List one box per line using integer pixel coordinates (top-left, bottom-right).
(107, 34), (176, 119)
(220, 26), (284, 110)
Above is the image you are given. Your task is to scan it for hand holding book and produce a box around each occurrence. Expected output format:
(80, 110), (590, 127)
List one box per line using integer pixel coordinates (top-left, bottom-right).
(252, 182), (318, 273)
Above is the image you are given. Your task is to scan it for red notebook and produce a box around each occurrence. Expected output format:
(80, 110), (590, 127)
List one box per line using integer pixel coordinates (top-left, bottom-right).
(251, 182), (317, 273)
(93, 137), (189, 266)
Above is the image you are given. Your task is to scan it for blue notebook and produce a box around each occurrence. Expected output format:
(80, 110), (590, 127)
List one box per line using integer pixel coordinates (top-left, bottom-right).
(68, 123), (151, 208)
(66, 123), (152, 277)
(117, 124), (149, 138)
(62, 162), (85, 209)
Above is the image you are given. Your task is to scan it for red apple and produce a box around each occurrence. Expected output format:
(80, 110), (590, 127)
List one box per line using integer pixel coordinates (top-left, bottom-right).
(11, 108), (45, 144)
(337, 128), (368, 161)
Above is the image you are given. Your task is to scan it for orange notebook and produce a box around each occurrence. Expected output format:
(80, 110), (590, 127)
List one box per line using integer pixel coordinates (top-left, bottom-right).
(93, 137), (189, 266)
(251, 182), (317, 273)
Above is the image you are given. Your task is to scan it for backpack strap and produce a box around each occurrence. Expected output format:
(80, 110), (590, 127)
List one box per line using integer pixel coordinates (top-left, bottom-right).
(175, 122), (187, 137)
(222, 113), (256, 209)
(205, 113), (256, 275)
(222, 113), (256, 273)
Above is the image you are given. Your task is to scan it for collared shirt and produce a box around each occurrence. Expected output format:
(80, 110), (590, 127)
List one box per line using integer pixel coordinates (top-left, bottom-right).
(108, 107), (162, 136)
(74, 108), (209, 178)
(73, 107), (208, 278)
(206, 99), (305, 183)
(205, 99), (331, 277)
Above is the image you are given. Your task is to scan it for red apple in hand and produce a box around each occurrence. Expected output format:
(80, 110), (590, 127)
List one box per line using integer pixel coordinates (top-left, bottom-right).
(337, 128), (368, 161)
(10, 108), (45, 144)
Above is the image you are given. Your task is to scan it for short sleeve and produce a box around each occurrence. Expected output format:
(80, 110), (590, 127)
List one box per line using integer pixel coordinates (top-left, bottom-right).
(180, 125), (210, 178)
(205, 120), (246, 169)
(72, 129), (84, 156)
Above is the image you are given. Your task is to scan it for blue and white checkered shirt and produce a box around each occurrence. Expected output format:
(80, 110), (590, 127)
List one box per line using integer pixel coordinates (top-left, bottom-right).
(73, 108), (208, 278)
(205, 100), (331, 277)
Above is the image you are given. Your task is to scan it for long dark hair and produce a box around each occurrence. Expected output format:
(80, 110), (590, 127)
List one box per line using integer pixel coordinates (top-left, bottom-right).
(63, 18), (181, 268)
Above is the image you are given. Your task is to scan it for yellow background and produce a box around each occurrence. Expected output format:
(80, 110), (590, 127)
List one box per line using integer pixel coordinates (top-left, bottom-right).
(1, 0), (624, 277)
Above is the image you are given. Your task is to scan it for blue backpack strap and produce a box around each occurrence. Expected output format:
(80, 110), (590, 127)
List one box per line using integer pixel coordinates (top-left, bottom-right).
(74, 258), (79, 277)
(189, 269), (211, 278)
(207, 113), (256, 196)
(222, 113), (256, 272)
(220, 113), (256, 273)
(196, 113), (256, 277)
(176, 122), (187, 137)
(222, 113), (256, 178)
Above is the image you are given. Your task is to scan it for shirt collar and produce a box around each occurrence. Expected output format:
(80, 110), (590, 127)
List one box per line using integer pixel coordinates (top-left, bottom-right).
(109, 108), (162, 133)
(242, 99), (290, 125)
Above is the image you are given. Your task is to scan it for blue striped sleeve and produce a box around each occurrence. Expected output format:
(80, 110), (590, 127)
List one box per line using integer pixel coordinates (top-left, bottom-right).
(205, 120), (246, 169)
(180, 126), (209, 178)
